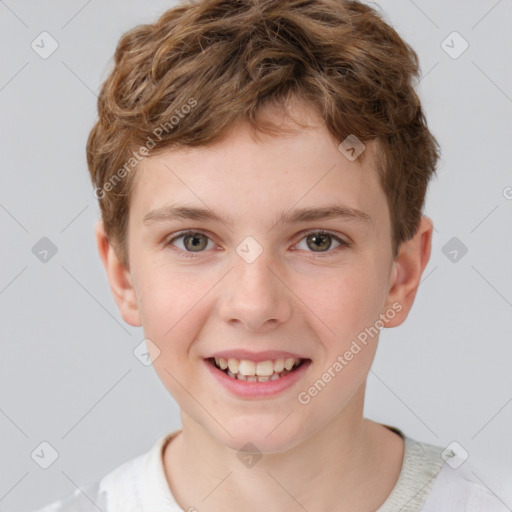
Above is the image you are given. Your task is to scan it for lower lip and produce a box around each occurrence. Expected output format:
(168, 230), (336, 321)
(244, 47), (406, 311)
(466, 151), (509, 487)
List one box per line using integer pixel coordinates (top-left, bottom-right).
(204, 359), (311, 399)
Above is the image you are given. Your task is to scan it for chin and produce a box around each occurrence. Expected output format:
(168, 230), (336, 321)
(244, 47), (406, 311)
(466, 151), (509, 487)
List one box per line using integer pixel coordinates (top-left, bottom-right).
(208, 417), (307, 455)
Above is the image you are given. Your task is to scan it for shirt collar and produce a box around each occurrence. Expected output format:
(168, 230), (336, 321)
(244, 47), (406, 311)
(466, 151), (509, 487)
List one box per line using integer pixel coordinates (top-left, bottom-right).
(138, 429), (184, 511)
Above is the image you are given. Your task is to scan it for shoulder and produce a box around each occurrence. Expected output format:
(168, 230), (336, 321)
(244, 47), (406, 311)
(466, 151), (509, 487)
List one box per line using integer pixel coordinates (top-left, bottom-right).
(30, 455), (145, 512)
(30, 479), (107, 512)
(30, 432), (175, 512)
(380, 427), (510, 512)
(422, 462), (511, 512)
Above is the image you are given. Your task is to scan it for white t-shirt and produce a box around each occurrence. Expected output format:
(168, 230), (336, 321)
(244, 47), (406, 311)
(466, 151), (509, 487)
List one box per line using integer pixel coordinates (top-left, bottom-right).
(30, 427), (509, 511)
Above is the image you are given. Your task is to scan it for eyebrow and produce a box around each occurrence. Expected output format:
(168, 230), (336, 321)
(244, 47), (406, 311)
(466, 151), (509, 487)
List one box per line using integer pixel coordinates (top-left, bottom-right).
(142, 203), (371, 228)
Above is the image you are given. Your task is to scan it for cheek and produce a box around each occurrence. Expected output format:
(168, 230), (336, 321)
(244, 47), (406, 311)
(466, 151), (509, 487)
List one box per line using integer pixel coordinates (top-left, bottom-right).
(135, 265), (213, 358)
(138, 267), (213, 403)
(294, 270), (383, 417)
(299, 263), (386, 343)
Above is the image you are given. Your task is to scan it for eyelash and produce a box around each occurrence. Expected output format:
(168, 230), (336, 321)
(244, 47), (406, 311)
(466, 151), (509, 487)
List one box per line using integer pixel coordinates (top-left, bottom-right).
(165, 229), (350, 259)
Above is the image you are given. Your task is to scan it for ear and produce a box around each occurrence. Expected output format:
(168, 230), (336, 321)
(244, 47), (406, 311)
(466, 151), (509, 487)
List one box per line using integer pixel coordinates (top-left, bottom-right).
(95, 220), (142, 327)
(383, 216), (433, 327)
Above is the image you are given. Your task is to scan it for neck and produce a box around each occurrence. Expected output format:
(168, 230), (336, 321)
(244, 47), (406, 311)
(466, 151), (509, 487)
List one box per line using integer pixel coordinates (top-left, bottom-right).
(163, 389), (404, 512)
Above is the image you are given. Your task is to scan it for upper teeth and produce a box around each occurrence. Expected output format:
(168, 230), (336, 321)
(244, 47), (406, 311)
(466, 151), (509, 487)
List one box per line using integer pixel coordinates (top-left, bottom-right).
(215, 357), (301, 376)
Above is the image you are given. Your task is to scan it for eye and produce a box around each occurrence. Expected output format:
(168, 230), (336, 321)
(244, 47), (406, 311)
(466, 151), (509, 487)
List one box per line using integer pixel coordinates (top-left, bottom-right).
(165, 229), (350, 258)
(295, 230), (349, 254)
(166, 231), (215, 255)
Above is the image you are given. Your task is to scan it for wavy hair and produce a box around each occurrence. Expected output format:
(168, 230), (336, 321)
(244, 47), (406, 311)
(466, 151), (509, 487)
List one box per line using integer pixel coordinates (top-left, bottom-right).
(86, 0), (439, 267)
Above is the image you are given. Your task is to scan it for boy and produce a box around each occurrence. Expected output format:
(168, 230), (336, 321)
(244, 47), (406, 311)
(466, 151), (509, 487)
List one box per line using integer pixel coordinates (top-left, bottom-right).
(33, 0), (508, 510)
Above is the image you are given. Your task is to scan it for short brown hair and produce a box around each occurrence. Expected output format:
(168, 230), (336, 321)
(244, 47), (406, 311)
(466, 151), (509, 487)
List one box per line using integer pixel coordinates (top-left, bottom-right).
(87, 0), (439, 268)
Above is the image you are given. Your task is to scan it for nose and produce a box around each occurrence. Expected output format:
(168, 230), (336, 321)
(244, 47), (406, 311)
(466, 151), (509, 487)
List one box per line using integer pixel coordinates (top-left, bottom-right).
(218, 250), (293, 333)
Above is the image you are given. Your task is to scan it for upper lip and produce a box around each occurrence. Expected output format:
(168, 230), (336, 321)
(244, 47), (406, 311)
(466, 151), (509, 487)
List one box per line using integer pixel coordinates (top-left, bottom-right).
(207, 350), (309, 363)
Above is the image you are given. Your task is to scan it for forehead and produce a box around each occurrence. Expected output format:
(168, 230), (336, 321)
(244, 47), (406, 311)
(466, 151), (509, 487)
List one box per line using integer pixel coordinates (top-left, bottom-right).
(128, 110), (386, 230)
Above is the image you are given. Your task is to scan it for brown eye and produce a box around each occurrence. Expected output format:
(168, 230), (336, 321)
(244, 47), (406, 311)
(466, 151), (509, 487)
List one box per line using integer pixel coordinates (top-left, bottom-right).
(168, 231), (213, 253)
(295, 230), (347, 254)
(306, 232), (334, 252)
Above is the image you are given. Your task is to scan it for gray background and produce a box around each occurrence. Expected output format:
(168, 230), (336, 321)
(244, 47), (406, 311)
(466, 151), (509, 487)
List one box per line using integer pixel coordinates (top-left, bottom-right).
(1, 0), (511, 510)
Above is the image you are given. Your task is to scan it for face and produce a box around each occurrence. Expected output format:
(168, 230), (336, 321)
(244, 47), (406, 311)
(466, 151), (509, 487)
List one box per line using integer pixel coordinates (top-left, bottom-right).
(111, 104), (411, 454)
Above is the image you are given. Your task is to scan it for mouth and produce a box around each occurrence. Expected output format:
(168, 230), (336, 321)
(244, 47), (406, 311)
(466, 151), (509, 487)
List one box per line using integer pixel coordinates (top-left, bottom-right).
(206, 356), (310, 382)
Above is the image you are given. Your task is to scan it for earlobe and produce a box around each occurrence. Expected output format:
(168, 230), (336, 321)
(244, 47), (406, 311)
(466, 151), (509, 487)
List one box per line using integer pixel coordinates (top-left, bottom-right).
(95, 220), (142, 327)
(384, 216), (433, 328)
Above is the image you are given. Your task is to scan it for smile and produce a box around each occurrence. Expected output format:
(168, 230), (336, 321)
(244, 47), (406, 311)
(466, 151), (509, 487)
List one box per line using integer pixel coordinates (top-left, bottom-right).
(207, 357), (307, 382)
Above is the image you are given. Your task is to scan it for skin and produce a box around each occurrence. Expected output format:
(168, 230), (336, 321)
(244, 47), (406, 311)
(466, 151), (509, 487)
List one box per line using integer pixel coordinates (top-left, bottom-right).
(96, 100), (433, 512)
